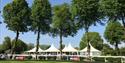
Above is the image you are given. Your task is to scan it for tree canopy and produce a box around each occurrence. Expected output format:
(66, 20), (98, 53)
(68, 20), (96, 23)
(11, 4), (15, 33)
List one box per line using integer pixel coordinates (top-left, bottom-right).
(1, 36), (27, 54)
(99, 0), (125, 27)
(72, 0), (103, 31)
(101, 44), (114, 56)
(31, 0), (52, 59)
(104, 21), (125, 55)
(3, 0), (31, 54)
(80, 32), (103, 50)
(3, 0), (31, 33)
(12, 39), (27, 54)
(31, 0), (51, 34)
(0, 44), (4, 54)
(2, 37), (12, 51)
(72, 0), (103, 58)
(51, 3), (77, 37)
(51, 3), (77, 59)
(27, 43), (34, 50)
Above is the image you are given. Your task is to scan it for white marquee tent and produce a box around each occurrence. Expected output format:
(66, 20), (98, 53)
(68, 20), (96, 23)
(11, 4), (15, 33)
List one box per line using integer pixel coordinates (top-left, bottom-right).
(44, 44), (60, 52)
(25, 47), (44, 53)
(80, 43), (101, 56)
(62, 43), (78, 52)
(25, 43), (101, 56)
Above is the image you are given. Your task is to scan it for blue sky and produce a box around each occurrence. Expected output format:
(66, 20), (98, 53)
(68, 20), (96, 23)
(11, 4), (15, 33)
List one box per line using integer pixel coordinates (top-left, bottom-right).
(1, 0), (123, 48)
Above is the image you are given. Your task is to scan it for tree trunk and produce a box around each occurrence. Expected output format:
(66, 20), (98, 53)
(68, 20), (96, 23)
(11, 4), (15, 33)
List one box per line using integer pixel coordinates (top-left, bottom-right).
(15, 31), (19, 43)
(11, 30), (19, 59)
(115, 42), (119, 56)
(59, 29), (63, 60)
(85, 27), (91, 62)
(36, 27), (40, 60)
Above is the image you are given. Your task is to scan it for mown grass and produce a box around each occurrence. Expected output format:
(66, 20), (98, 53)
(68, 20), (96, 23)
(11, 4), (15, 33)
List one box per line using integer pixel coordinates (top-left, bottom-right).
(0, 61), (78, 63)
(0, 61), (106, 63)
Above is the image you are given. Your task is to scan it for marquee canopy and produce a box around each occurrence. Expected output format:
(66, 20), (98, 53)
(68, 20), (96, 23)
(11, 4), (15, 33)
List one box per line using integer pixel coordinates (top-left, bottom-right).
(44, 44), (60, 52)
(80, 43), (101, 52)
(62, 43), (78, 52)
(26, 47), (44, 52)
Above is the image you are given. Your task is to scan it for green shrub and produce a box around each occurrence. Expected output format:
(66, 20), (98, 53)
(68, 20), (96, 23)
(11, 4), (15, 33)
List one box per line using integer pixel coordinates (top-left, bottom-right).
(25, 56), (32, 60)
(107, 58), (121, 63)
(47, 56), (56, 60)
(79, 57), (86, 61)
(92, 57), (105, 62)
(39, 56), (45, 60)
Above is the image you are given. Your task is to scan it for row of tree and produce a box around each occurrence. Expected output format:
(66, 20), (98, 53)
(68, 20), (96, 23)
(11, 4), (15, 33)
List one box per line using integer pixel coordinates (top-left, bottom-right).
(2, 0), (125, 59)
(0, 31), (125, 56)
(0, 36), (51, 54)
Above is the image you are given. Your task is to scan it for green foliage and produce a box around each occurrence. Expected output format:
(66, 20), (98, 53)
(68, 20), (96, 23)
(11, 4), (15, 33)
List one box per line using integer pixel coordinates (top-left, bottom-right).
(3, 0), (31, 32)
(1, 36), (28, 54)
(120, 47), (125, 56)
(31, 0), (52, 56)
(104, 21), (125, 55)
(101, 44), (114, 55)
(51, 4), (77, 59)
(0, 44), (4, 53)
(92, 57), (105, 62)
(2, 36), (12, 51)
(3, 0), (31, 54)
(25, 56), (32, 60)
(99, 0), (119, 20)
(92, 57), (121, 63)
(51, 3), (77, 37)
(38, 56), (46, 60)
(72, 0), (103, 30)
(104, 21), (124, 45)
(80, 32), (103, 50)
(99, 0), (125, 26)
(12, 39), (27, 54)
(27, 43), (34, 50)
(107, 58), (121, 63)
(31, 0), (51, 34)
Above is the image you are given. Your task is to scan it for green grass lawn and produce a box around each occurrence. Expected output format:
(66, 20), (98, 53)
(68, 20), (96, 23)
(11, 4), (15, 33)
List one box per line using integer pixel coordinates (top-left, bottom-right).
(0, 61), (106, 63)
(0, 61), (78, 63)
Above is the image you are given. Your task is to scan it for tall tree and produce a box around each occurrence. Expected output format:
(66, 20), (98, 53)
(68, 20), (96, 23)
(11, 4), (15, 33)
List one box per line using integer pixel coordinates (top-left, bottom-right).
(11, 39), (27, 54)
(51, 3), (77, 59)
(31, 0), (51, 59)
(104, 21), (125, 55)
(99, 0), (125, 27)
(80, 32), (103, 50)
(72, 0), (102, 58)
(3, 0), (31, 54)
(2, 36), (12, 51)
